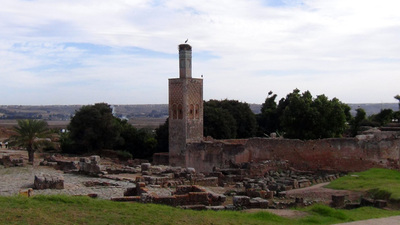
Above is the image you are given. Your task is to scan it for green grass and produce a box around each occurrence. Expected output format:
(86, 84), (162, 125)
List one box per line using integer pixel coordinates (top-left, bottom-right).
(326, 168), (400, 200)
(1, 195), (400, 225)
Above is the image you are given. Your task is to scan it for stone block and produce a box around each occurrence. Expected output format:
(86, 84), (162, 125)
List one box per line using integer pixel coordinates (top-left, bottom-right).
(124, 187), (137, 196)
(188, 192), (209, 205)
(179, 205), (207, 210)
(251, 197), (269, 209)
(277, 191), (286, 198)
(264, 191), (274, 199)
(193, 177), (218, 187)
(246, 188), (261, 198)
(344, 203), (361, 209)
(374, 200), (387, 208)
(153, 196), (177, 206)
(111, 196), (141, 202)
(150, 166), (163, 174)
(186, 167), (196, 173)
(249, 199), (261, 208)
(206, 206), (225, 211)
(174, 194), (189, 205)
(360, 197), (374, 207)
(141, 163), (151, 172)
(233, 196), (250, 208)
(34, 173), (64, 189)
(80, 157), (90, 163)
(175, 185), (194, 195)
(331, 195), (346, 208)
(90, 155), (101, 164)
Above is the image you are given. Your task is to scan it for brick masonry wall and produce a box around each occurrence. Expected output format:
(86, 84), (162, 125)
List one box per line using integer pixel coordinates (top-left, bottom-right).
(185, 133), (400, 173)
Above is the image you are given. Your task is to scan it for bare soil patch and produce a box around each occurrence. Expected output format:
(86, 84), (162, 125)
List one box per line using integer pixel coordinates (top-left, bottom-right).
(286, 182), (364, 203)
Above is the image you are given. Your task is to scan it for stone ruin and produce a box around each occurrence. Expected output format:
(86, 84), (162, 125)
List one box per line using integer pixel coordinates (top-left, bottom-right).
(330, 194), (388, 210)
(0, 155), (24, 167)
(107, 159), (344, 210)
(33, 154), (390, 210)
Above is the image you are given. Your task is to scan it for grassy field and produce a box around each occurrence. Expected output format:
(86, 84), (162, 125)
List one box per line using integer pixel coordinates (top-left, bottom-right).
(1, 195), (400, 225)
(326, 168), (400, 201)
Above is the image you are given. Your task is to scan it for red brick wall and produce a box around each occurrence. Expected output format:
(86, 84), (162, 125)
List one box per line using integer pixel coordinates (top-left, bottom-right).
(185, 135), (400, 173)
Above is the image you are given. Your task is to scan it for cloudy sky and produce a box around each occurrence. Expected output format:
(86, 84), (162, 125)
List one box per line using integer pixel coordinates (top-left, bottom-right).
(1, 0), (399, 105)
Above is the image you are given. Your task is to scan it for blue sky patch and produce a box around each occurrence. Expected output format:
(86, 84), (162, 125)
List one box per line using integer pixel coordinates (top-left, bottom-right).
(261, 0), (304, 7)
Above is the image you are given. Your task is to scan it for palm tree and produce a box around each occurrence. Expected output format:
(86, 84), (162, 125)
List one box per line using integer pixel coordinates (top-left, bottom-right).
(395, 95), (400, 111)
(11, 119), (49, 164)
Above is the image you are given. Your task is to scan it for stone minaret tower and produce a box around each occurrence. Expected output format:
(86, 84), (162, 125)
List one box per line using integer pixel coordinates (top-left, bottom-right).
(169, 43), (203, 167)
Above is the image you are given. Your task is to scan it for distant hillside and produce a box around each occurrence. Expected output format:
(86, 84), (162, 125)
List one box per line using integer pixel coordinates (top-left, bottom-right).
(348, 103), (398, 116)
(0, 103), (397, 120)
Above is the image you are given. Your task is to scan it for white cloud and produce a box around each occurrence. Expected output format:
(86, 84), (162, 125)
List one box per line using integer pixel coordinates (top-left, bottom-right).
(0, 0), (399, 104)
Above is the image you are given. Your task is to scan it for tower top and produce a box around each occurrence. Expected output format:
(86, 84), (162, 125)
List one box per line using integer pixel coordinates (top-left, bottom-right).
(178, 43), (192, 79)
(179, 44), (192, 51)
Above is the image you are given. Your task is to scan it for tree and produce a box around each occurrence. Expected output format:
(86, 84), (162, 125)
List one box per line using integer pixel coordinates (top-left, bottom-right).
(369, 109), (394, 126)
(279, 89), (350, 140)
(112, 119), (157, 159)
(257, 92), (280, 137)
(67, 103), (121, 153)
(64, 103), (158, 159)
(350, 108), (366, 136)
(395, 95), (400, 111)
(155, 118), (169, 153)
(204, 99), (257, 139)
(10, 119), (49, 163)
(204, 105), (237, 139)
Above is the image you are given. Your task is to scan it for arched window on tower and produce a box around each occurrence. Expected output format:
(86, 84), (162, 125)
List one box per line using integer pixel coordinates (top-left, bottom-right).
(189, 104), (194, 119)
(178, 104), (183, 119)
(195, 104), (200, 119)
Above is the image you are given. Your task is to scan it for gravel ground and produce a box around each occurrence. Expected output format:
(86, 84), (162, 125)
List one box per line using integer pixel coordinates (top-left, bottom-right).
(0, 165), (135, 199)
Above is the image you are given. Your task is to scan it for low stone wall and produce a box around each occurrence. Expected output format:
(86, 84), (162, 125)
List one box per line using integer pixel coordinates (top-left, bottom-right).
(115, 183), (225, 207)
(185, 132), (400, 173)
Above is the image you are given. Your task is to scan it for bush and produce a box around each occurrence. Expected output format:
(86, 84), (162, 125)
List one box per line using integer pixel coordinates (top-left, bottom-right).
(367, 188), (392, 200)
(115, 150), (133, 160)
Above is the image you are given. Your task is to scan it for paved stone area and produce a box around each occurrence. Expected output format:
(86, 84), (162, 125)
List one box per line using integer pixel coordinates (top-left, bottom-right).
(0, 165), (135, 199)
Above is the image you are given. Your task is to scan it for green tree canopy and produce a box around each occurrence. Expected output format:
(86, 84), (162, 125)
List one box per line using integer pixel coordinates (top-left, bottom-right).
(11, 119), (49, 163)
(204, 99), (257, 139)
(155, 118), (169, 153)
(395, 95), (400, 111)
(257, 92), (280, 137)
(64, 103), (158, 159)
(114, 120), (157, 159)
(369, 109), (394, 126)
(261, 89), (350, 140)
(350, 108), (367, 136)
(67, 103), (120, 153)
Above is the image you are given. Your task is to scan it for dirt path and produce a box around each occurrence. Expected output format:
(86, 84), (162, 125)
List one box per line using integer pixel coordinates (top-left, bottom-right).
(335, 215), (400, 225)
(286, 182), (363, 203)
(244, 182), (363, 219)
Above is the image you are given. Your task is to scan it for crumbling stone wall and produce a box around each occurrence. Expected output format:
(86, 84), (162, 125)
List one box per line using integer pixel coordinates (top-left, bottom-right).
(184, 132), (400, 173)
